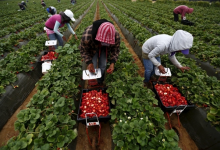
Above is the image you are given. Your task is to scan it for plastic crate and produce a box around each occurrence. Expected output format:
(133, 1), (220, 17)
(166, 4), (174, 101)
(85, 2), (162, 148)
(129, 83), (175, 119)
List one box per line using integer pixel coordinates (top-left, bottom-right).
(77, 87), (111, 124)
(152, 81), (195, 112)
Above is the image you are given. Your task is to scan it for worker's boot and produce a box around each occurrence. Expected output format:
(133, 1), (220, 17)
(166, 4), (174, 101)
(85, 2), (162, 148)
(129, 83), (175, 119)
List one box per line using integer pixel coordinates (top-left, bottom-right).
(144, 82), (153, 89)
(150, 75), (157, 82)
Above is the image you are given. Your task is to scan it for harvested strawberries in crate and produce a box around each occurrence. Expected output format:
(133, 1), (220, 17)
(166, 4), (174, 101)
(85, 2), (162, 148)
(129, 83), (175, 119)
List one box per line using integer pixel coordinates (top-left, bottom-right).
(41, 51), (59, 61)
(152, 82), (195, 112)
(154, 83), (188, 107)
(79, 89), (110, 119)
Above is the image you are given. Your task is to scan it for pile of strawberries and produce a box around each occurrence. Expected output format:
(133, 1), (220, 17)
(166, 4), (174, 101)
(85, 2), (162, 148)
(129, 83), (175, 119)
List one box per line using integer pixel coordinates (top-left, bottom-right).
(79, 90), (110, 118)
(154, 83), (188, 107)
(41, 51), (58, 61)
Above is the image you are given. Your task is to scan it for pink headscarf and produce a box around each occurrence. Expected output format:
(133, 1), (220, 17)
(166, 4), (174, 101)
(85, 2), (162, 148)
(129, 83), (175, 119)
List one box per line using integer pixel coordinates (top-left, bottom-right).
(95, 22), (116, 45)
(188, 8), (194, 13)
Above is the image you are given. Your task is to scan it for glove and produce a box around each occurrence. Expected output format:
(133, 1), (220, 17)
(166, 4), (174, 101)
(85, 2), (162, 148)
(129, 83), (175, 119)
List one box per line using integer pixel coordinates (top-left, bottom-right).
(183, 17), (186, 20)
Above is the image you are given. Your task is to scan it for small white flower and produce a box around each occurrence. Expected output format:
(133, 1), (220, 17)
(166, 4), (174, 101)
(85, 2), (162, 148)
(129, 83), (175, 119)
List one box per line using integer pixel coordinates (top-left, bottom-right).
(120, 120), (122, 122)
(162, 139), (165, 142)
(52, 102), (54, 104)
(124, 113), (126, 115)
(140, 118), (143, 120)
(128, 116), (131, 119)
(125, 121), (127, 123)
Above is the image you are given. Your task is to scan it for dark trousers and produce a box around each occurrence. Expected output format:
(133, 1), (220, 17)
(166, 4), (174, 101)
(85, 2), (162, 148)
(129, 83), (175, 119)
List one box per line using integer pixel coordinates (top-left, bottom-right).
(173, 12), (179, 22)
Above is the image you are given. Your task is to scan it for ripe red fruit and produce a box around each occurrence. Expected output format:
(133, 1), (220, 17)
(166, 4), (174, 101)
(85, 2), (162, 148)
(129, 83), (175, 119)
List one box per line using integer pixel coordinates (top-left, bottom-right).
(203, 104), (208, 107)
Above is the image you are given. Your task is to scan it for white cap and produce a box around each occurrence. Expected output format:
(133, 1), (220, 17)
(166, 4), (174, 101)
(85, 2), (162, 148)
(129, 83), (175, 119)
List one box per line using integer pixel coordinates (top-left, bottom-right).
(64, 9), (75, 22)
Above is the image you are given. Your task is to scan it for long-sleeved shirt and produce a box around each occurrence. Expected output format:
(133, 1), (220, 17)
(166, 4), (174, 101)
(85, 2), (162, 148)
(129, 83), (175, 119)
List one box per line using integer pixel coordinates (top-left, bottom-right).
(79, 25), (120, 64)
(45, 14), (75, 36)
(173, 5), (190, 19)
(142, 30), (193, 68)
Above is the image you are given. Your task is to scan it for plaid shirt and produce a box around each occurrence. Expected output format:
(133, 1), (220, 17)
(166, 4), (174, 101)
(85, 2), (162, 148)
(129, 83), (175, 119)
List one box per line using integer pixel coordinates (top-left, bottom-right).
(79, 25), (120, 64)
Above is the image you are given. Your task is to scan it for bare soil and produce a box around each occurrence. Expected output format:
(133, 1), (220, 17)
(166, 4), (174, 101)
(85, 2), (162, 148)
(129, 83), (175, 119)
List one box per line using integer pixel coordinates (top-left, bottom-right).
(76, 2), (112, 150)
(104, 3), (198, 150)
(0, 2), (198, 150)
(0, 87), (38, 147)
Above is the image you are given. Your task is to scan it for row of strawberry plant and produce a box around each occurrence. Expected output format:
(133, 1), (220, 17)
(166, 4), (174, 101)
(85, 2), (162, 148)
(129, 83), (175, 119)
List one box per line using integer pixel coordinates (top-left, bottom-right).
(0, 0), (76, 25)
(104, 2), (152, 46)
(106, 0), (220, 67)
(100, 2), (181, 149)
(0, 0), (93, 95)
(0, 0), (90, 38)
(103, 0), (220, 131)
(0, 1), (97, 149)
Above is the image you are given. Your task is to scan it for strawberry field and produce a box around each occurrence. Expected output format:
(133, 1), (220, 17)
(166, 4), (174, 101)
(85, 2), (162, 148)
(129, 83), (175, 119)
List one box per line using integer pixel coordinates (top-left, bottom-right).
(0, 0), (220, 150)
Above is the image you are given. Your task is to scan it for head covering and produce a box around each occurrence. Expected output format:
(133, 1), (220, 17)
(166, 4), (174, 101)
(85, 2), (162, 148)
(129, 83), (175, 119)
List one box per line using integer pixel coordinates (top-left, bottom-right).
(181, 49), (189, 55)
(169, 30), (193, 53)
(46, 8), (50, 13)
(95, 22), (116, 45)
(92, 19), (112, 43)
(60, 12), (71, 23)
(188, 8), (194, 13)
(64, 9), (75, 22)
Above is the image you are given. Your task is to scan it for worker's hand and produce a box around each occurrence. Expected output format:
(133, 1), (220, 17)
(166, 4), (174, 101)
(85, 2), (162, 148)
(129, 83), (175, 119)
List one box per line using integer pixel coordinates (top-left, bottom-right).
(180, 66), (190, 72)
(107, 63), (114, 74)
(87, 63), (95, 73)
(62, 36), (67, 42)
(183, 16), (186, 20)
(74, 34), (78, 40)
(158, 65), (166, 74)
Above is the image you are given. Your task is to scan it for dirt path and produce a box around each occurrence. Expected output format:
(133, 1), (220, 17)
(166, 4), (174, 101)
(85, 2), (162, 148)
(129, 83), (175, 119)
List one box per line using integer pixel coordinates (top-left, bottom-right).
(0, 86), (38, 147)
(103, 3), (198, 150)
(75, 2), (112, 150)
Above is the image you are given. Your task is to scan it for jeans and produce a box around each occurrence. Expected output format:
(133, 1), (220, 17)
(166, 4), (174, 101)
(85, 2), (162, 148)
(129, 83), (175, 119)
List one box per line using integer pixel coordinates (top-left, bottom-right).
(173, 12), (179, 22)
(92, 48), (107, 84)
(48, 33), (63, 49)
(143, 57), (161, 83)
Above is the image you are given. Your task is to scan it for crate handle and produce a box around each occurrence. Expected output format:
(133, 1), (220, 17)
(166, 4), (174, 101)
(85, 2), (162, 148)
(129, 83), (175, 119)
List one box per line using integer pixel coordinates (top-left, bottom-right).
(170, 105), (187, 116)
(85, 113), (101, 146)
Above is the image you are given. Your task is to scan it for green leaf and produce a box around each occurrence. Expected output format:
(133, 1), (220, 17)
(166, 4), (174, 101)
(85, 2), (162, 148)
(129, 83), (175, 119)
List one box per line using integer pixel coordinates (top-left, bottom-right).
(20, 138), (28, 149)
(210, 107), (218, 115)
(41, 144), (50, 150)
(117, 140), (124, 147)
(26, 134), (34, 145)
(47, 136), (56, 142)
(55, 97), (65, 107)
(207, 113), (216, 122)
(57, 141), (65, 148)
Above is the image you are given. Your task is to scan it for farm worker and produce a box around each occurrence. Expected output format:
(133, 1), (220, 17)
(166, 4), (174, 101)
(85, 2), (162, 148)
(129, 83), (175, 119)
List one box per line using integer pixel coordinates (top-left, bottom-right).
(41, 0), (46, 8)
(142, 30), (193, 87)
(18, 3), (25, 10)
(21, 1), (27, 7)
(79, 19), (120, 85)
(46, 6), (57, 15)
(45, 9), (78, 49)
(173, 5), (194, 21)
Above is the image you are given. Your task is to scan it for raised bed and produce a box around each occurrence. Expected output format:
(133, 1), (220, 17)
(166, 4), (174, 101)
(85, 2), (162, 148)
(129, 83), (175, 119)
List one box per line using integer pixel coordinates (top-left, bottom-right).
(103, 2), (220, 149)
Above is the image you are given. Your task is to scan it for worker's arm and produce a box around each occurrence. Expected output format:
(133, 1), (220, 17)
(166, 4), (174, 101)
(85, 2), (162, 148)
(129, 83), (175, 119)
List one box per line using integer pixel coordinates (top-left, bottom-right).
(169, 53), (182, 68)
(66, 23), (75, 35)
(53, 21), (63, 37)
(148, 45), (163, 67)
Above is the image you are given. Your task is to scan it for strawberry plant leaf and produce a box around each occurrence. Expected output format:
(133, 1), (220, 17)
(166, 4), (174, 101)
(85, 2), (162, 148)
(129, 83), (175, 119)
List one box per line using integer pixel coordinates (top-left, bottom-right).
(116, 140), (124, 147)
